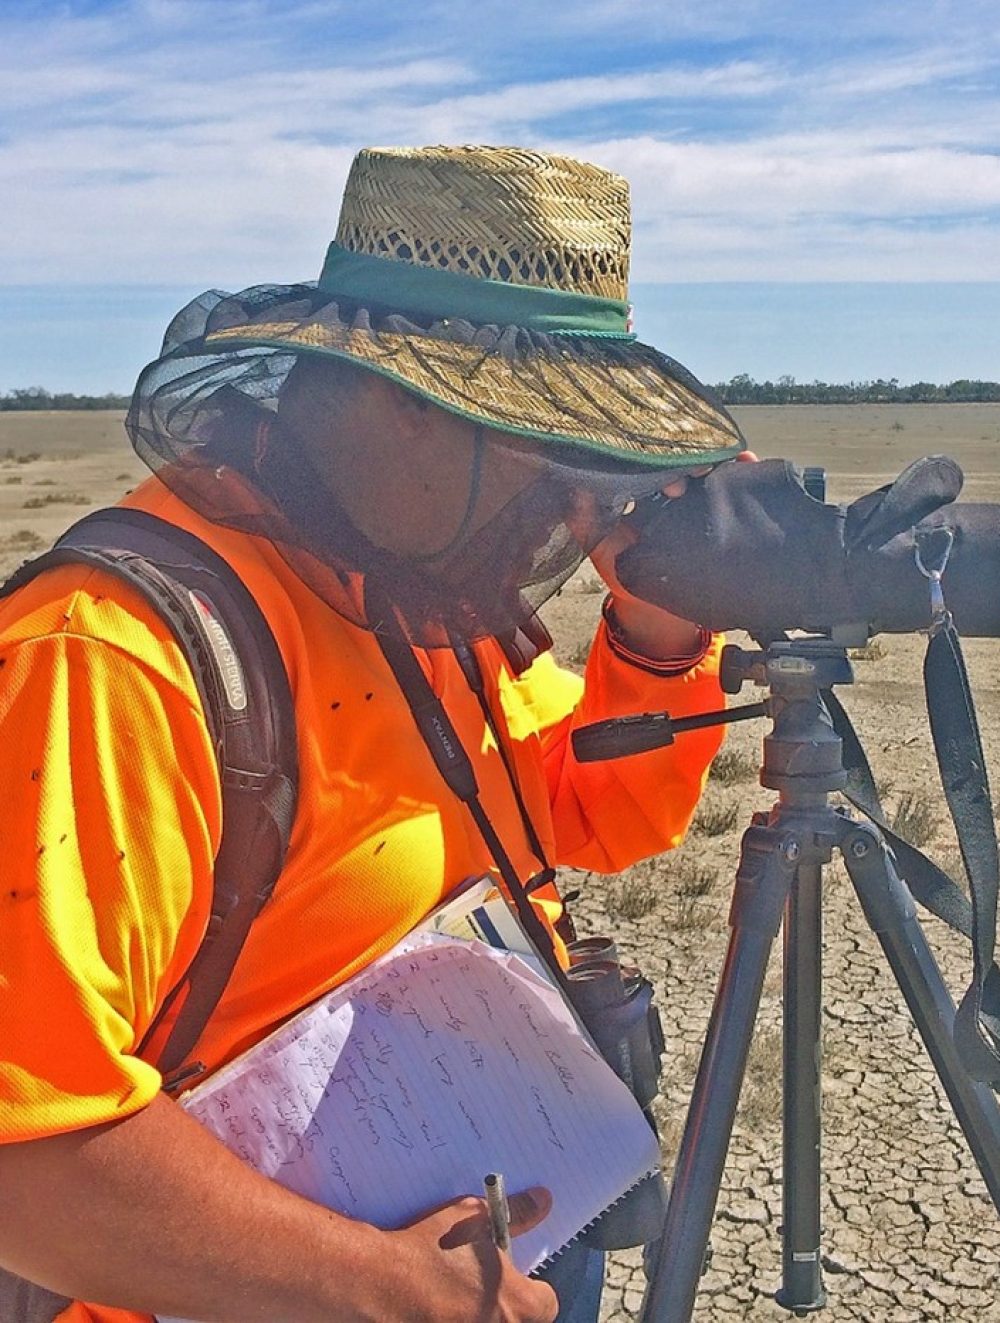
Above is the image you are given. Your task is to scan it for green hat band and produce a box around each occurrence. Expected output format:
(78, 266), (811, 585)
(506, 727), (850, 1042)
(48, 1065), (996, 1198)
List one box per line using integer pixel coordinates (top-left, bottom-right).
(317, 243), (633, 338)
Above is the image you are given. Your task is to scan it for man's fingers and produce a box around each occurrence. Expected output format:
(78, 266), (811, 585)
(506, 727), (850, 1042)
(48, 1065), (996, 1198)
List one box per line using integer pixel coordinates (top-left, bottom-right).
(507, 1185), (553, 1237)
(394, 1189), (560, 1322)
(434, 1196), (490, 1249)
(658, 457), (750, 503)
(661, 476), (690, 500)
(433, 1186), (552, 1249)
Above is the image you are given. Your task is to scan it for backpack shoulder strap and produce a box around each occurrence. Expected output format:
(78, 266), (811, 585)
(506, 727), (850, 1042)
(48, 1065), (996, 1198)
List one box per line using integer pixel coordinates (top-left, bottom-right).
(1, 507), (299, 1092)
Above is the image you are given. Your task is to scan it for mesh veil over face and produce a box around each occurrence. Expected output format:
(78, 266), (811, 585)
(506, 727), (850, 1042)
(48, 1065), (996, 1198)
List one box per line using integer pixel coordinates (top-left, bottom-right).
(126, 288), (738, 645)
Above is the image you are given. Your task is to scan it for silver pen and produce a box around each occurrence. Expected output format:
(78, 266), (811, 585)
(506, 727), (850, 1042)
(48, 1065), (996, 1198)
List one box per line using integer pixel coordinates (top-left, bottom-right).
(483, 1171), (512, 1253)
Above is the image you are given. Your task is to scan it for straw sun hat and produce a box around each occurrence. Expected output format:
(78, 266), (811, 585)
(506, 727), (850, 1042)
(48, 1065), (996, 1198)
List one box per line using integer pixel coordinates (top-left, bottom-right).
(128, 145), (744, 476)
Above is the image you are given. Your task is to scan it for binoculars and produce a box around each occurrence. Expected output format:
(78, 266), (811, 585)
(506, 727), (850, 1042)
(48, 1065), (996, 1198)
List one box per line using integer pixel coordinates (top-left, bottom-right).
(564, 936), (669, 1249)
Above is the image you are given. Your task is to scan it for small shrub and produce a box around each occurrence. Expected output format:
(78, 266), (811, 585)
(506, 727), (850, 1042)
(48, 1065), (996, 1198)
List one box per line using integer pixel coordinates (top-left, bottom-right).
(576, 574), (605, 595)
(849, 639), (888, 662)
(606, 867), (659, 921)
(673, 858), (719, 898)
(672, 892), (714, 930)
(666, 857), (720, 930)
(2, 475), (23, 485)
(22, 492), (91, 509)
(709, 747), (757, 786)
(740, 1027), (783, 1130)
(890, 420), (905, 433)
(890, 790), (938, 848)
(2, 529), (45, 551)
(694, 801), (740, 837)
(15, 451), (41, 464)
(32, 477), (57, 487)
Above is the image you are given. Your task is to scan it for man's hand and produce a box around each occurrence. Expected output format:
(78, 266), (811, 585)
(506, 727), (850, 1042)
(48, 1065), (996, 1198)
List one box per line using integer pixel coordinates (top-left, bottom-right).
(588, 457), (755, 660)
(385, 1187), (559, 1322)
(0, 1093), (557, 1322)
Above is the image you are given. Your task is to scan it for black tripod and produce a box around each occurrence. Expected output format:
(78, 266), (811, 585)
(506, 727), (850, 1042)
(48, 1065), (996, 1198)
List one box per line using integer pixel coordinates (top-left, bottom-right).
(576, 637), (1000, 1320)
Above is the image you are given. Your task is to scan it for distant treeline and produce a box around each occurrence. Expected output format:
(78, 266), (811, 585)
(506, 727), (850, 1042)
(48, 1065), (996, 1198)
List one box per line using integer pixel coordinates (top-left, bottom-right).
(3, 379), (1000, 411)
(0, 388), (130, 411)
(712, 376), (1000, 405)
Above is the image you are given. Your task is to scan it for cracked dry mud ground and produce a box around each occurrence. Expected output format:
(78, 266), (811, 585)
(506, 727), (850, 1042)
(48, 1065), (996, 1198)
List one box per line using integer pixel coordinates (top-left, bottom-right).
(580, 852), (1000, 1322)
(2, 405), (998, 1321)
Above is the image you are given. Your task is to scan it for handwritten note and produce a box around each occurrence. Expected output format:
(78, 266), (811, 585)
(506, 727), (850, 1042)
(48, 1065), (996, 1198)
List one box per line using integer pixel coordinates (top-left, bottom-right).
(161, 934), (660, 1318)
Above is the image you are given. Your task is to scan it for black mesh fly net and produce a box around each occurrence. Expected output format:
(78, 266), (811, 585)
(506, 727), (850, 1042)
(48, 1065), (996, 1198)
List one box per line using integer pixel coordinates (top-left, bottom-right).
(126, 286), (739, 647)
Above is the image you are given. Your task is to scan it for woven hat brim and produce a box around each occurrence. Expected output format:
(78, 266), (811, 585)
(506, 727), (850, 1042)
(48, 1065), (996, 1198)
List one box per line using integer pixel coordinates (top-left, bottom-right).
(202, 315), (744, 468)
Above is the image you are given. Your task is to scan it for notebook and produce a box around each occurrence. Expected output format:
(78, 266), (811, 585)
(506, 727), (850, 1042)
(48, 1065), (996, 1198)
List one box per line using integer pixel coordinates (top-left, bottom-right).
(158, 931), (660, 1320)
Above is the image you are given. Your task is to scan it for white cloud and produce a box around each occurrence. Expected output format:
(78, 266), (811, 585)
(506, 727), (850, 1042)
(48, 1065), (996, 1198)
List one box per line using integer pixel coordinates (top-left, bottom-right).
(601, 137), (1000, 218)
(1, 1), (999, 286)
(637, 215), (1000, 282)
(537, 129), (999, 278)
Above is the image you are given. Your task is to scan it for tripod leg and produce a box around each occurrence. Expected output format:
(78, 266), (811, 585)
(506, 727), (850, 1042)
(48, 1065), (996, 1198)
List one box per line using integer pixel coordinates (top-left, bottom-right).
(777, 861), (827, 1312)
(842, 821), (1000, 1209)
(642, 824), (799, 1323)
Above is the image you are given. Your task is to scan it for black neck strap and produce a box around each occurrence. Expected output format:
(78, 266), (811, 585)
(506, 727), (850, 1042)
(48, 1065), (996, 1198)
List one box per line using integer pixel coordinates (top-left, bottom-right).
(363, 579), (569, 993)
(826, 623), (1000, 1083)
(449, 633), (554, 887)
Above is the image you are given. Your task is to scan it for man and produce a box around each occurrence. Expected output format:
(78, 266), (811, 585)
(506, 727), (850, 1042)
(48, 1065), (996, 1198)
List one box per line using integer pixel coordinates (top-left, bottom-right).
(0, 145), (745, 1322)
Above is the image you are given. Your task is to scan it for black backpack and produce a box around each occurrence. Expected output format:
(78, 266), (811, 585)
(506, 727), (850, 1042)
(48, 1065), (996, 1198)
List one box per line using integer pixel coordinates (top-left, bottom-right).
(0, 507), (299, 1093)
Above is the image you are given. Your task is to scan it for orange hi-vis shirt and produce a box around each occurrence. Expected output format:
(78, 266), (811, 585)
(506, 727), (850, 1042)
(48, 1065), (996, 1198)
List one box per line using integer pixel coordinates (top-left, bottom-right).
(0, 475), (725, 1323)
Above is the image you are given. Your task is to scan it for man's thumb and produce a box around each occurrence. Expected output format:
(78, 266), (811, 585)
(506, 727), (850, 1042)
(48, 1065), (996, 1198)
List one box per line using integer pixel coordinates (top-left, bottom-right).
(507, 1186), (553, 1237)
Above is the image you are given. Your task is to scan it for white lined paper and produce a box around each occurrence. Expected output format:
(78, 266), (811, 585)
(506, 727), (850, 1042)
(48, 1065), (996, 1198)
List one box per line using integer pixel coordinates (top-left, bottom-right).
(160, 933), (660, 1320)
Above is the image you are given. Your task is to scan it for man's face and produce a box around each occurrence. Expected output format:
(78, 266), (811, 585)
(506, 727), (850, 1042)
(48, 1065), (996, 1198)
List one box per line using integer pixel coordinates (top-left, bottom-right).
(288, 377), (569, 632)
(299, 382), (541, 557)
(292, 370), (728, 636)
(398, 424), (577, 626)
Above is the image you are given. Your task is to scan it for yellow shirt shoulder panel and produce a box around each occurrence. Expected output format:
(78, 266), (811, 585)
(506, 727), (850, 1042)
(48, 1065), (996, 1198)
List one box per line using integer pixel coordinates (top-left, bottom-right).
(0, 561), (221, 1140)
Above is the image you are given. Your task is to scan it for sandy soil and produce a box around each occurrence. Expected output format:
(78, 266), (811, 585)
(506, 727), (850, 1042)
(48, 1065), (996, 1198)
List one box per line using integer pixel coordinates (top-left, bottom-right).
(1, 405), (999, 1321)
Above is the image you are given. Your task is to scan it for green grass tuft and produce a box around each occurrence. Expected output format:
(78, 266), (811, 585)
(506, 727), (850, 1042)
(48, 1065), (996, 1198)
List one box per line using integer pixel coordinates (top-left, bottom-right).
(22, 491), (92, 509)
(890, 790), (938, 848)
(709, 747), (758, 786)
(694, 801), (740, 837)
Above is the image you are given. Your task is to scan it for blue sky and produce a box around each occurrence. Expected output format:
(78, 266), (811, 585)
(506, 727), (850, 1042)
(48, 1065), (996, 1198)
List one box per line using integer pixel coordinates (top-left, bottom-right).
(2, 0), (998, 393)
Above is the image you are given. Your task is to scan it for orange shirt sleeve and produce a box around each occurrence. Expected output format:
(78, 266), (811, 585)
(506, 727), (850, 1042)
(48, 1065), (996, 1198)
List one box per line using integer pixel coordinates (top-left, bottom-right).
(514, 621), (727, 873)
(0, 568), (221, 1142)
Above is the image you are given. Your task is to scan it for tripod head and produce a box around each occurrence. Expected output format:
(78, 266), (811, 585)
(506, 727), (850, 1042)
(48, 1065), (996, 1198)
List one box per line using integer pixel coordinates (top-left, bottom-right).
(573, 635), (857, 803)
(719, 637), (853, 697)
(721, 638), (857, 801)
